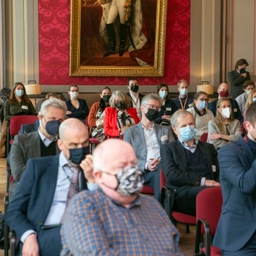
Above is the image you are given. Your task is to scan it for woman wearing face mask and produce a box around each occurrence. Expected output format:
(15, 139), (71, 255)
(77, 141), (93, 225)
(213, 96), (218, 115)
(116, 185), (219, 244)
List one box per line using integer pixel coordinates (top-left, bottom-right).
(208, 98), (242, 150)
(187, 91), (214, 140)
(154, 83), (178, 125)
(244, 88), (256, 114)
(66, 84), (89, 122)
(88, 86), (111, 134)
(4, 82), (36, 121)
(104, 90), (140, 137)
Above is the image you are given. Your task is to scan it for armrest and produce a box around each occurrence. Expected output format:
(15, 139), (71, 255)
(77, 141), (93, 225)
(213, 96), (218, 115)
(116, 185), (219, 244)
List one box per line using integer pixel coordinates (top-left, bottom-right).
(160, 186), (175, 219)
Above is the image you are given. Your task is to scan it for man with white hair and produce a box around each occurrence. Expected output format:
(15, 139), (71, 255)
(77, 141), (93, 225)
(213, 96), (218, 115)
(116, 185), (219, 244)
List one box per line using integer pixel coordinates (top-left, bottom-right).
(60, 139), (182, 256)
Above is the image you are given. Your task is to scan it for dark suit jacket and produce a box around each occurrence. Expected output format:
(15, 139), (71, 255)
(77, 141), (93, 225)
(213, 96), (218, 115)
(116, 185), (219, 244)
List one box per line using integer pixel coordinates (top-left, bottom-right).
(18, 122), (39, 135)
(127, 92), (144, 107)
(213, 136), (256, 251)
(173, 95), (194, 109)
(160, 140), (219, 190)
(228, 69), (251, 99)
(66, 98), (89, 121)
(104, 107), (140, 137)
(208, 98), (243, 123)
(5, 154), (88, 241)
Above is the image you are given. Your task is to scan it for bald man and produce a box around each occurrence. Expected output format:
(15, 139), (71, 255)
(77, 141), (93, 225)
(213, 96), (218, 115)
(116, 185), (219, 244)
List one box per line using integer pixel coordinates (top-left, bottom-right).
(208, 82), (243, 123)
(61, 139), (181, 256)
(5, 118), (97, 256)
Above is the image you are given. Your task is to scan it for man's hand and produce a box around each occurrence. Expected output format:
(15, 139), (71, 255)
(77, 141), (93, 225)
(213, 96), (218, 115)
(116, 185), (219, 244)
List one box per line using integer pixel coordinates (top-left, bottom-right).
(205, 180), (220, 187)
(241, 73), (247, 78)
(66, 111), (72, 114)
(147, 158), (160, 171)
(161, 115), (171, 120)
(80, 154), (95, 183)
(22, 234), (39, 256)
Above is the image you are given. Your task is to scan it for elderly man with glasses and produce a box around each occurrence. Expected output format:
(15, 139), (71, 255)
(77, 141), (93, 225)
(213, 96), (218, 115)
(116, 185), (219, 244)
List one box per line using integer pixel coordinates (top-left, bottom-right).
(124, 93), (176, 200)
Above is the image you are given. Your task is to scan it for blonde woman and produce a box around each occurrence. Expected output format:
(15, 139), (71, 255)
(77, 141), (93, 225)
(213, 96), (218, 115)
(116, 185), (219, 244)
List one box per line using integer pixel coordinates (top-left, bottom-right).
(208, 98), (242, 149)
(244, 88), (256, 113)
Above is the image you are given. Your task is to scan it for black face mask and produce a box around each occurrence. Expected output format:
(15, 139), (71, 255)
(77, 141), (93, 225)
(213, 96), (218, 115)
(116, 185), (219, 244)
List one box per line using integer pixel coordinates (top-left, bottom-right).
(102, 95), (110, 102)
(145, 108), (158, 121)
(69, 146), (90, 165)
(130, 85), (139, 92)
(45, 119), (61, 136)
(240, 68), (246, 74)
(115, 102), (125, 110)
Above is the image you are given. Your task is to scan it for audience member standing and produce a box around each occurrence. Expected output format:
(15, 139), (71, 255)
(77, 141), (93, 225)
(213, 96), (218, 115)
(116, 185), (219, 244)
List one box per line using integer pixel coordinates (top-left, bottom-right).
(65, 84), (89, 122)
(228, 58), (251, 99)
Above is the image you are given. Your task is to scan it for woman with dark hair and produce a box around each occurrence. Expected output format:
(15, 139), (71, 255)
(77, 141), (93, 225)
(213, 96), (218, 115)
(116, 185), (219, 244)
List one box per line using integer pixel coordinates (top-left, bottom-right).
(208, 98), (242, 149)
(88, 86), (111, 132)
(187, 91), (214, 140)
(104, 90), (140, 137)
(154, 83), (178, 125)
(4, 82), (36, 121)
(66, 84), (89, 122)
(228, 58), (251, 99)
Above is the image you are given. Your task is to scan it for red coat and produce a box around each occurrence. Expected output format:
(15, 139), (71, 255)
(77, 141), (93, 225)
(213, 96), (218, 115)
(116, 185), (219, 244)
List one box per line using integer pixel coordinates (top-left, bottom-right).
(104, 107), (140, 137)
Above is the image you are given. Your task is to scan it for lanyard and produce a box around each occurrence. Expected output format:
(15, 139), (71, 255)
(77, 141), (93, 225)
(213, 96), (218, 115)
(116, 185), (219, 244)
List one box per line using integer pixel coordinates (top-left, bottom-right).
(178, 95), (188, 109)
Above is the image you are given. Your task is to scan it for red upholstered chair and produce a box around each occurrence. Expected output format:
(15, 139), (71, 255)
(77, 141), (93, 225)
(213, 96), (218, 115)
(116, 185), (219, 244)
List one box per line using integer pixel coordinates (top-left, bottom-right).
(140, 185), (154, 194)
(160, 170), (196, 233)
(194, 186), (222, 256)
(200, 132), (208, 142)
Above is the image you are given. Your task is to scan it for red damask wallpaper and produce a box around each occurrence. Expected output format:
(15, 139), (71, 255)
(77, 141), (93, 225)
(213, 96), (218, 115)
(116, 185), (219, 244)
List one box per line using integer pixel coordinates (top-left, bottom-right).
(39, 0), (190, 86)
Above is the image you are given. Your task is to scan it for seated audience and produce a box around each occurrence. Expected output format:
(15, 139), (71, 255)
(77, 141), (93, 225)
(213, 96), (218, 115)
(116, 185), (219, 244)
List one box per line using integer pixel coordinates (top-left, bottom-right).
(154, 83), (178, 125)
(208, 98), (242, 150)
(208, 82), (243, 123)
(5, 118), (97, 256)
(4, 82), (36, 121)
(104, 90), (140, 137)
(87, 86), (111, 132)
(244, 88), (256, 113)
(213, 102), (256, 256)
(161, 110), (220, 216)
(124, 93), (175, 200)
(65, 84), (89, 122)
(60, 139), (182, 256)
(9, 98), (67, 201)
(235, 80), (255, 115)
(187, 91), (214, 140)
(126, 77), (144, 119)
(36, 92), (62, 113)
(173, 79), (194, 109)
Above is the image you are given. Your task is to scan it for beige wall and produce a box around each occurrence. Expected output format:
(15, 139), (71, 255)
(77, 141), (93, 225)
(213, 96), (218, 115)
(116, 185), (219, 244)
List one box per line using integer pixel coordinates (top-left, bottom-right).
(3, 0), (256, 93)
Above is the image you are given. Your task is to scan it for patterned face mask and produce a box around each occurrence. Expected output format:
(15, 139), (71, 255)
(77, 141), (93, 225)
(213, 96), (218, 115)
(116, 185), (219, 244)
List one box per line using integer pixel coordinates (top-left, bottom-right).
(102, 166), (144, 196)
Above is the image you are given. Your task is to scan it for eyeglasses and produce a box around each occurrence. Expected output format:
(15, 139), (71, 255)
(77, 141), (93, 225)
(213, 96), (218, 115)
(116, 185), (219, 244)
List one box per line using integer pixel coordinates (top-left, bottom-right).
(70, 90), (78, 92)
(143, 103), (161, 112)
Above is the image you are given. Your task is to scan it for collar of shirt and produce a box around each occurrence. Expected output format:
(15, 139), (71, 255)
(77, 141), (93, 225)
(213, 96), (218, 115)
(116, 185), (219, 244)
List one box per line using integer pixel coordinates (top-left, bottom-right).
(38, 128), (58, 147)
(141, 122), (154, 132)
(178, 139), (198, 153)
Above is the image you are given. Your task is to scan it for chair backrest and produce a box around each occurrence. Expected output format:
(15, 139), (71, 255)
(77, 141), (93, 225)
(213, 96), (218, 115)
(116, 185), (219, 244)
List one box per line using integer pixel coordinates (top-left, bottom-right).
(9, 115), (38, 136)
(196, 186), (222, 236)
(200, 132), (208, 142)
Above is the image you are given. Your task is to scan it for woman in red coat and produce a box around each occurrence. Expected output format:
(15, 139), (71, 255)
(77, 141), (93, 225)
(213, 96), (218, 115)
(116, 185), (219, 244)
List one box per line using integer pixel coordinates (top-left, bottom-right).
(104, 90), (140, 137)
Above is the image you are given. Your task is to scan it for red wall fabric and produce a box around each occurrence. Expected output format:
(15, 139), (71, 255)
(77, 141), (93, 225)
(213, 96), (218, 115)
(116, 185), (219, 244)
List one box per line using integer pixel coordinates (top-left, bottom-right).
(39, 0), (190, 86)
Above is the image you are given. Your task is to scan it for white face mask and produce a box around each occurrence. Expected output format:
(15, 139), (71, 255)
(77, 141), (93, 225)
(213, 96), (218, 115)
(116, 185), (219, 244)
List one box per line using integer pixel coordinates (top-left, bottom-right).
(70, 92), (79, 99)
(180, 88), (188, 97)
(253, 98), (256, 102)
(221, 107), (230, 119)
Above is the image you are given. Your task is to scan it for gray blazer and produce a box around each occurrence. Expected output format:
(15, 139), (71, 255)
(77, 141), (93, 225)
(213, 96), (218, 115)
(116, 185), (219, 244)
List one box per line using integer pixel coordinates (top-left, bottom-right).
(9, 131), (60, 200)
(123, 122), (175, 172)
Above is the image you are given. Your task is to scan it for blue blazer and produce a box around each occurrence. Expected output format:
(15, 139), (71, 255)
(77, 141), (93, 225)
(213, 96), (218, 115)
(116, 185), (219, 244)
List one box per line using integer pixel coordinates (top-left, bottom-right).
(5, 154), (88, 240)
(213, 136), (256, 251)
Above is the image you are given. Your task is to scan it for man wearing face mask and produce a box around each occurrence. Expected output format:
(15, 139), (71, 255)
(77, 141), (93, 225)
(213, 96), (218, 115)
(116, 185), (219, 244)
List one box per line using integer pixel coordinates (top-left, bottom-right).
(60, 139), (182, 256)
(161, 109), (220, 216)
(208, 82), (243, 123)
(8, 98), (67, 201)
(124, 93), (175, 201)
(127, 78), (144, 119)
(173, 79), (194, 110)
(213, 102), (256, 255)
(5, 118), (97, 256)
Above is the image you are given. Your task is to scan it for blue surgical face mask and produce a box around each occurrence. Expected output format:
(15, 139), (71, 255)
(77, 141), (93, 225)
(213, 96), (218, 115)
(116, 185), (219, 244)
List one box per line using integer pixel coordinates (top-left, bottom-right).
(44, 118), (61, 136)
(69, 146), (90, 165)
(198, 101), (206, 110)
(245, 90), (251, 95)
(180, 88), (188, 97)
(159, 91), (168, 99)
(179, 125), (196, 141)
(15, 89), (24, 97)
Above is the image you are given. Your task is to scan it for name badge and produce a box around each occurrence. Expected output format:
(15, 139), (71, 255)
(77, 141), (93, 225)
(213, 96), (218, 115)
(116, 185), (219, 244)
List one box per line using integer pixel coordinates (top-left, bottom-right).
(212, 165), (216, 172)
(166, 107), (172, 111)
(21, 105), (28, 110)
(233, 108), (237, 112)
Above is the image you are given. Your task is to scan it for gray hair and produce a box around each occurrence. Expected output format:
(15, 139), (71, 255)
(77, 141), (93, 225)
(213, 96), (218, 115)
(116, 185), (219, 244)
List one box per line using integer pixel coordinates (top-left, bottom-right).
(109, 90), (131, 108)
(171, 109), (193, 128)
(40, 98), (67, 116)
(141, 93), (162, 106)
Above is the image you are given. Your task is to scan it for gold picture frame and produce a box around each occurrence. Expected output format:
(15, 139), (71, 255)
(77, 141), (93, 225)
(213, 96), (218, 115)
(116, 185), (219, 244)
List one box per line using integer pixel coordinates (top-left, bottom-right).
(69, 0), (167, 77)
